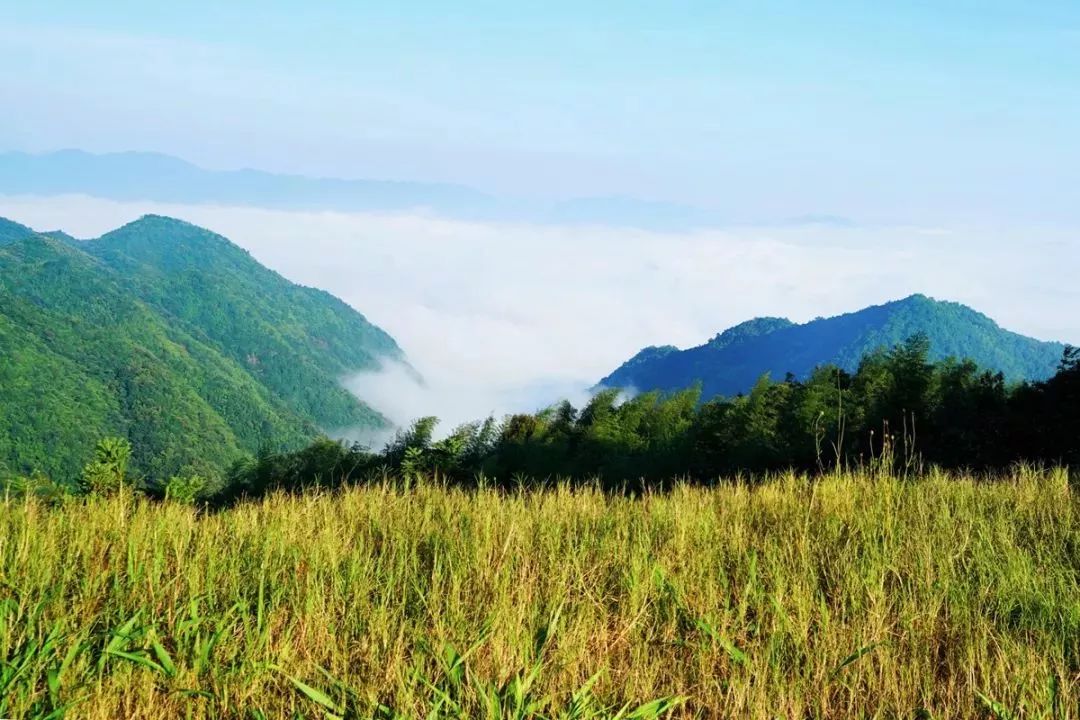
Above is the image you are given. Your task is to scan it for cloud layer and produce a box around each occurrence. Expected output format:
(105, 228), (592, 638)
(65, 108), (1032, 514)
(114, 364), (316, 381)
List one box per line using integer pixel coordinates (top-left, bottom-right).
(2, 194), (1078, 432)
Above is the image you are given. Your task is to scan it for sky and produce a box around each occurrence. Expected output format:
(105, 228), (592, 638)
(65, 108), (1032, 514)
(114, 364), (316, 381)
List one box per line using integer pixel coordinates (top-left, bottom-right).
(2, 1), (1079, 224)
(1, 1), (1078, 428)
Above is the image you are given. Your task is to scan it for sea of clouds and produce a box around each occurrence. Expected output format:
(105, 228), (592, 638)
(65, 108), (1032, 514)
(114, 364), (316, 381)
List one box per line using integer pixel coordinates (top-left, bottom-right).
(2, 194), (1078, 437)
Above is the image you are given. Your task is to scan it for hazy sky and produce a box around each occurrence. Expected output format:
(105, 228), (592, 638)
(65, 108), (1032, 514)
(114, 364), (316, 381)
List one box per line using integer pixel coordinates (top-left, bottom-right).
(2, 1), (1079, 225)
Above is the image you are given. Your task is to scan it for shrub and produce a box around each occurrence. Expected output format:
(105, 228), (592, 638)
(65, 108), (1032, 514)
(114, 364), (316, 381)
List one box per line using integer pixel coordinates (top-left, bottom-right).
(163, 473), (206, 504)
(2, 470), (71, 505)
(80, 437), (132, 495)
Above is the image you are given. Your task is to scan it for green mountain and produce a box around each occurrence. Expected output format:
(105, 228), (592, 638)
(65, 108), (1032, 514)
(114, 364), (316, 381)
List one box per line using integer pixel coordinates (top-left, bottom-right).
(599, 295), (1065, 399)
(0, 218), (35, 244)
(0, 215), (404, 482)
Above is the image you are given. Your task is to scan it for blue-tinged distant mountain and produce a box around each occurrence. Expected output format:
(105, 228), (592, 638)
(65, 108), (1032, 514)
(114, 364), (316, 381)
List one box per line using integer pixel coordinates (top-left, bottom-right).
(0, 214), (405, 481)
(0, 149), (499, 215)
(0, 149), (729, 230)
(599, 295), (1065, 399)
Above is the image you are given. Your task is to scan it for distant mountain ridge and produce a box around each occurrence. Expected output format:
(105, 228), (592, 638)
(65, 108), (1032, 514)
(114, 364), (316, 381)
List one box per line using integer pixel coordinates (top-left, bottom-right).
(600, 295), (1065, 399)
(0, 214), (404, 480)
(0, 149), (496, 215)
(0, 149), (728, 231)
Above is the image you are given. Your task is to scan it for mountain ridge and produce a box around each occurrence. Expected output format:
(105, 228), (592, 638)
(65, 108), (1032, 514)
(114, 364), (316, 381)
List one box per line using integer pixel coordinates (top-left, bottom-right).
(0, 149), (731, 231)
(84, 214), (405, 429)
(0, 217), (35, 244)
(0, 214), (404, 481)
(0, 149), (495, 214)
(599, 294), (1065, 398)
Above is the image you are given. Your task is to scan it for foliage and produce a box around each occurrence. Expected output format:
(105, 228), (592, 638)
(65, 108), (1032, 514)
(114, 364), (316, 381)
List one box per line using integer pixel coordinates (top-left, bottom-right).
(163, 473), (207, 504)
(1, 470), (70, 505)
(0, 215), (403, 481)
(79, 436), (132, 495)
(160, 338), (1080, 503)
(12, 334), (1077, 504)
(600, 294), (1064, 399)
(0, 469), (1076, 718)
(0, 216), (35, 244)
(85, 215), (403, 428)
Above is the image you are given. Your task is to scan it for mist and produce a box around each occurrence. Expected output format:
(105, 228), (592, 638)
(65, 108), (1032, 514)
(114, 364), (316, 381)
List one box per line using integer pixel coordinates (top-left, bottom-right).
(2, 194), (1079, 435)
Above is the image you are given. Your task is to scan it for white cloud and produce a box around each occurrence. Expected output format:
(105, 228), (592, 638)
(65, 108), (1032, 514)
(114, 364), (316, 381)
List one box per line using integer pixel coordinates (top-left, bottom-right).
(2, 194), (1079, 433)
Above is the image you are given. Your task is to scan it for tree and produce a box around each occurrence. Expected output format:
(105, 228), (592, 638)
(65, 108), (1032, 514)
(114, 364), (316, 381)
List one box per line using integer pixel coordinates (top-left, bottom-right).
(80, 437), (132, 495)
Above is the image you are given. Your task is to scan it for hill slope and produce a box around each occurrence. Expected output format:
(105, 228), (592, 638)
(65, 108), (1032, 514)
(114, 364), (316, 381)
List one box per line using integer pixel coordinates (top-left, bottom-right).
(0, 217), (35, 245)
(83, 215), (403, 430)
(599, 295), (1065, 399)
(0, 215), (404, 481)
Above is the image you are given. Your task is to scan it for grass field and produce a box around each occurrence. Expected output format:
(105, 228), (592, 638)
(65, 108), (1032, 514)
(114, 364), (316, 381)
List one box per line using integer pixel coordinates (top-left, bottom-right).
(1, 468), (1078, 719)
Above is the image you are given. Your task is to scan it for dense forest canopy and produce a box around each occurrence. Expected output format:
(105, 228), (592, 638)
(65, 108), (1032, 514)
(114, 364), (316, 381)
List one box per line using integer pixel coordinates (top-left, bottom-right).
(12, 334), (1076, 506)
(600, 294), (1064, 399)
(0, 215), (404, 480)
(214, 335), (1080, 504)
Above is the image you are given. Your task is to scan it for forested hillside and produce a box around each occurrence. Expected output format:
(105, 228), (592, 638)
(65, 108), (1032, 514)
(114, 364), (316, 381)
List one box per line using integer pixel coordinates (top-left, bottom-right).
(0, 215), (404, 481)
(0, 217), (35, 244)
(85, 215), (403, 429)
(601, 294), (1063, 398)
(216, 336), (1080, 504)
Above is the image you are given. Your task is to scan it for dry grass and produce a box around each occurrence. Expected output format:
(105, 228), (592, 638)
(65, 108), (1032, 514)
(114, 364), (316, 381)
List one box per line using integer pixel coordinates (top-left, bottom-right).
(1, 468), (1078, 718)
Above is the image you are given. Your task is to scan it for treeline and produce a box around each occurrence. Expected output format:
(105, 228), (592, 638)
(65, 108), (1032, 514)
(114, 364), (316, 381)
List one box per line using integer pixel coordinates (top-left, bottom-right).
(7, 335), (1080, 504)
(222, 335), (1078, 498)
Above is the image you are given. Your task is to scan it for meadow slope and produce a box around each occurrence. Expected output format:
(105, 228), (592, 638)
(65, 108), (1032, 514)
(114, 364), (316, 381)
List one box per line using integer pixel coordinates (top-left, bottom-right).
(1, 469), (1078, 718)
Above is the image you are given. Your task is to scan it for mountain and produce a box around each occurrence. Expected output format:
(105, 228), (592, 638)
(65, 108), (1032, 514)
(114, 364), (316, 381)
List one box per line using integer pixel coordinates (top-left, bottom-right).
(0, 149), (726, 230)
(599, 295), (1065, 399)
(0, 149), (497, 215)
(0, 215), (404, 482)
(0, 217), (35, 244)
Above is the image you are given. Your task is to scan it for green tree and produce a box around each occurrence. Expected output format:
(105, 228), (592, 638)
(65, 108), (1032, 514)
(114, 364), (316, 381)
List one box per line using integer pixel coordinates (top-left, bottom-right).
(80, 437), (132, 495)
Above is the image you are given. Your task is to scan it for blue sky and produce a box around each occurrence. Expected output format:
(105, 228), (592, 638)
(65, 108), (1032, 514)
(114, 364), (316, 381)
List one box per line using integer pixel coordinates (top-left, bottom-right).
(1, 1), (1079, 224)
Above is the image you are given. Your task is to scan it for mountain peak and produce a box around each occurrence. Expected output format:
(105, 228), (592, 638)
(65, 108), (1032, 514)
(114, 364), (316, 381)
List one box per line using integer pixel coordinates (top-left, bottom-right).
(40, 230), (82, 244)
(88, 214), (247, 271)
(708, 316), (794, 349)
(624, 344), (679, 364)
(119, 214), (206, 234)
(885, 293), (981, 312)
(600, 296), (1064, 399)
(0, 213), (406, 479)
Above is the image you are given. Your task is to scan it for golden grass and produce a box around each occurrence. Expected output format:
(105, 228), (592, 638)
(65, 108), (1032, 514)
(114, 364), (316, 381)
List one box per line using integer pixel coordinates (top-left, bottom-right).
(1, 468), (1078, 718)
